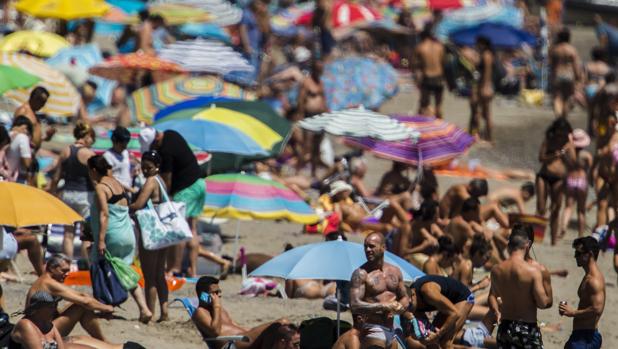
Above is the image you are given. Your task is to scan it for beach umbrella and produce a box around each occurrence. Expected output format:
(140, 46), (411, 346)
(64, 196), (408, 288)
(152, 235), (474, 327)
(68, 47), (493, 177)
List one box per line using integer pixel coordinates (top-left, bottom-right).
(158, 39), (253, 75)
(271, 3), (315, 37)
(152, 96), (239, 122)
(0, 53), (80, 117)
(298, 107), (419, 142)
(435, 4), (524, 40)
(296, 0), (381, 29)
(15, 0), (111, 19)
(153, 101), (291, 156)
(152, 0), (242, 26)
(204, 173), (319, 224)
(47, 44), (117, 108)
(178, 23), (231, 43)
(127, 75), (255, 124)
(89, 52), (185, 84)
(322, 56), (398, 111)
(250, 238), (424, 334)
(147, 3), (212, 25)
(450, 22), (537, 49)
(0, 65), (41, 95)
(0, 182), (82, 227)
(0, 31), (69, 58)
(344, 115), (474, 167)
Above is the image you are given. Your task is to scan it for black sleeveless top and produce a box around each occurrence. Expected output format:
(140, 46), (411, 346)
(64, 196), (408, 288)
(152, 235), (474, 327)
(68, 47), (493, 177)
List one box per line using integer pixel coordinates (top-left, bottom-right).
(412, 275), (471, 312)
(62, 145), (94, 192)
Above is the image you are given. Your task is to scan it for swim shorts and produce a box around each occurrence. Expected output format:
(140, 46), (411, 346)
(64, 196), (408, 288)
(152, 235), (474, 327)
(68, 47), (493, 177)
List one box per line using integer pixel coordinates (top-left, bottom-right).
(61, 190), (94, 219)
(497, 320), (543, 349)
(173, 179), (206, 218)
(565, 329), (602, 349)
(363, 323), (396, 347)
(461, 322), (490, 347)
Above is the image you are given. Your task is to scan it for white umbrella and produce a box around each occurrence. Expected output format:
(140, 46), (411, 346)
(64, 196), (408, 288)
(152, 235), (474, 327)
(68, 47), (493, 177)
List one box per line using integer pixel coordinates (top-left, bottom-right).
(298, 107), (420, 142)
(159, 39), (254, 75)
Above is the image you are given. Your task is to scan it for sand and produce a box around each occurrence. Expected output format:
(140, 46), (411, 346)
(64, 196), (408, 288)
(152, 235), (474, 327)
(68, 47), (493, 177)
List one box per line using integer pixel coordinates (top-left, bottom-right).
(3, 26), (616, 349)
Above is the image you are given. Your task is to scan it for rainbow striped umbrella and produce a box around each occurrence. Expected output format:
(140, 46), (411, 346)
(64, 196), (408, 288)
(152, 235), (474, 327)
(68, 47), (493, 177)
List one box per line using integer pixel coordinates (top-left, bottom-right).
(204, 173), (319, 224)
(128, 75), (256, 124)
(344, 115), (475, 167)
(0, 53), (80, 117)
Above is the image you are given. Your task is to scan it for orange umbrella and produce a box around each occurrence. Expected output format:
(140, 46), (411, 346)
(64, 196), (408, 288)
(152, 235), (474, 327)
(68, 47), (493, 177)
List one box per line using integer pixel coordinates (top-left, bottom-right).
(88, 51), (185, 84)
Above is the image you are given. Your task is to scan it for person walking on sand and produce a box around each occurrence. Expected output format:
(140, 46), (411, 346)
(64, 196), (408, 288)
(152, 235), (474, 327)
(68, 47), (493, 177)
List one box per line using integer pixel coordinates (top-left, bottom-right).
(350, 233), (409, 349)
(560, 237), (605, 349)
(469, 37), (495, 142)
(413, 24), (445, 118)
(489, 224), (553, 349)
(550, 28), (582, 118)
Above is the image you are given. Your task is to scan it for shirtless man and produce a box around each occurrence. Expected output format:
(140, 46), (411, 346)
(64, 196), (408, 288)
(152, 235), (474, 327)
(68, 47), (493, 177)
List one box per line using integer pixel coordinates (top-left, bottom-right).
(451, 234), (492, 291)
(422, 236), (457, 276)
(405, 275), (474, 348)
(439, 179), (488, 219)
(192, 276), (288, 349)
(375, 162), (412, 201)
(413, 24), (446, 118)
(488, 181), (535, 214)
(26, 254), (114, 341)
(489, 224), (552, 349)
(550, 28), (582, 118)
(13, 86), (50, 150)
(332, 314), (364, 349)
(394, 200), (441, 269)
(560, 237), (605, 349)
(350, 158), (371, 199)
(446, 198), (485, 255)
(350, 233), (409, 349)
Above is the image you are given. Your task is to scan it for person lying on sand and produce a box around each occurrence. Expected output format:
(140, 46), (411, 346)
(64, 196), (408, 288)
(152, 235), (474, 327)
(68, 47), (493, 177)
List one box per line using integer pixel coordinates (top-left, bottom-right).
(25, 254), (114, 342)
(192, 276), (289, 349)
(488, 182), (536, 214)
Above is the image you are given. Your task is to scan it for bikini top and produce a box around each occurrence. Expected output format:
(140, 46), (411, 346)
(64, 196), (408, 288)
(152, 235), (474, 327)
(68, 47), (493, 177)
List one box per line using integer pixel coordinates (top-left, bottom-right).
(101, 182), (129, 204)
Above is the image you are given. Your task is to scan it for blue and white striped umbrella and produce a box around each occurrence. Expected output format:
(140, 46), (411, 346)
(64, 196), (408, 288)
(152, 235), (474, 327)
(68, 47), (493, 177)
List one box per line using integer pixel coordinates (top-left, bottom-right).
(298, 107), (420, 142)
(159, 39), (254, 75)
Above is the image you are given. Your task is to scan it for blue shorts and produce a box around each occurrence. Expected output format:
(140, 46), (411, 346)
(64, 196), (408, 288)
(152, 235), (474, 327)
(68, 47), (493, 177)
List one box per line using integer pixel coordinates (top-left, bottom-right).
(565, 330), (602, 349)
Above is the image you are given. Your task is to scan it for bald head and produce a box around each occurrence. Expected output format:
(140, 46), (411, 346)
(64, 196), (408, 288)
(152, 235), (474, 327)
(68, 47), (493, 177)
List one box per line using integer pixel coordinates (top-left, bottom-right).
(364, 232), (385, 263)
(365, 232), (385, 246)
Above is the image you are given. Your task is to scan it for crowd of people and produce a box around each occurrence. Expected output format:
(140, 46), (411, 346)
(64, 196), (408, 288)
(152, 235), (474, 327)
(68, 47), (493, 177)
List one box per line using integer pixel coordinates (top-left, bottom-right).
(0, 0), (616, 348)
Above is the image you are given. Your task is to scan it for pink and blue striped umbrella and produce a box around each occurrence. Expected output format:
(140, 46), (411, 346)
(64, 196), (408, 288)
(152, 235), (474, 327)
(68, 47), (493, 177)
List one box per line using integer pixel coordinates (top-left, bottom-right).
(344, 115), (474, 167)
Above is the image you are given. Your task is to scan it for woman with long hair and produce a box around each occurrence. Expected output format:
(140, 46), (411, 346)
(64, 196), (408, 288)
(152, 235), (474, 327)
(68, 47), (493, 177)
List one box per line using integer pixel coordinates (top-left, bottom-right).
(536, 118), (577, 245)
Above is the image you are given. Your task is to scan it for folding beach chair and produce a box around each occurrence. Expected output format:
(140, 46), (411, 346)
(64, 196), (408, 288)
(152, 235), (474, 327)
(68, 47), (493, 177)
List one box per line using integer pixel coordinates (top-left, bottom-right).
(172, 297), (249, 348)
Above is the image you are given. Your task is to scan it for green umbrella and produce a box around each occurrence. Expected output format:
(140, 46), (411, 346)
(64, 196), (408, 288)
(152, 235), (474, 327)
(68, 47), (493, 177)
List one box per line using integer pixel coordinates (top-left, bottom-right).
(0, 64), (41, 95)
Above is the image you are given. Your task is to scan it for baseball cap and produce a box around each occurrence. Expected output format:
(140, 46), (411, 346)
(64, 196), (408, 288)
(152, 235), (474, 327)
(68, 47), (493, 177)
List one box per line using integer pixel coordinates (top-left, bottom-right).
(139, 127), (157, 153)
(329, 180), (353, 197)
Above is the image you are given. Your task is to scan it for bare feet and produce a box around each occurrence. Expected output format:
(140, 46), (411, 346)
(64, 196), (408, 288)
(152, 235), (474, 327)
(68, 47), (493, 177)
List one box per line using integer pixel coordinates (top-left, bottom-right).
(157, 314), (169, 323)
(139, 311), (153, 324)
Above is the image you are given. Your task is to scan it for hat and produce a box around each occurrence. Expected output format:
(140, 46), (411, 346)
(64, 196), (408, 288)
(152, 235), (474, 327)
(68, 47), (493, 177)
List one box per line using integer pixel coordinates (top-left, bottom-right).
(139, 127), (157, 153)
(572, 129), (590, 148)
(329, 180), (353, 197)
(111, 126), (131, 143)
(26, 291), (58, 312)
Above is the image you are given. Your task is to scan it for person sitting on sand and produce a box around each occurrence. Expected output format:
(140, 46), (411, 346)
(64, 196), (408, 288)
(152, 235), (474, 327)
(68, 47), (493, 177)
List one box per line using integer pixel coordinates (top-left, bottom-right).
(26, 254), (114, 342)
(454, 308), (498, 349)
(349, 157), (372, 199)
(332, 313), (364, 349)
(374, 161), (413, 209)
(192, 276), (289, 349)
(488, 181), (535, 214)
(423, 236), (457, 277)
(441, 178), (509, 229)
(446, 198), (485, 256)
(393, 200), (442, 269)
(0, 226), (44, 276)
(451, 234), (492, 291)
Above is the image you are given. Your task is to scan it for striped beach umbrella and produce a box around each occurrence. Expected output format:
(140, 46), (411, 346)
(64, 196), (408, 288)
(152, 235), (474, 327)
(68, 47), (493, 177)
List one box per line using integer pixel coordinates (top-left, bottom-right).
(344, 115), (475, 167)
(89, 51), (185, 84)
(15, 0), (110, 19)
(128, 75), (256, 124)
(298, 107), (419, 142)
(0, 65), (40, 95)
(204, 173), (319, 224)
(158, 39), (253, 75)
(0, 31), (69, 57)
(0, 53), (80, 117)
(153, 0), (242, 26)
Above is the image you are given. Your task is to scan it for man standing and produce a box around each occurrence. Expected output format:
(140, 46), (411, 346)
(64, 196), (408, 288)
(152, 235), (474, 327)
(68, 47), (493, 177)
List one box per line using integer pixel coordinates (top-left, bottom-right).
(140, 127), (215, 277)
(350, 233), (409, 349)
(13, 86), (50, 150)
(5, 116), (33, 184)
(560, 236), (605, 349)
(413, 24), (446, 118)
(26, 254), (114, 341)
(549, 28), (582, 118)
(489, 224), (552, 349)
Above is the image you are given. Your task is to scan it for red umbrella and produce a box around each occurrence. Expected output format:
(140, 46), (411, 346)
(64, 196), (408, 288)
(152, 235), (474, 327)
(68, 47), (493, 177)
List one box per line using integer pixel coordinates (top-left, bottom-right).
(428, 0), (463, 10)
(295, 0), (381, 29)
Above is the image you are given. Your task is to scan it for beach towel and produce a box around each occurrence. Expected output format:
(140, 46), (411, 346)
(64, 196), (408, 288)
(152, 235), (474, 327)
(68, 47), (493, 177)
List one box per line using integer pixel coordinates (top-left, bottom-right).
(239, 277), (277, 297)
(90, 202), (136, 265)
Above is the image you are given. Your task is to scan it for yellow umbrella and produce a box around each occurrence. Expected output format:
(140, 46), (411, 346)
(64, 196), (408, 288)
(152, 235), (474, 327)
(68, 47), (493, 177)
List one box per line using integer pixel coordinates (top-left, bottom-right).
(15, 0), (110, 20)
(0, 182), (82, 227)
(0, 31), (69, 58)
(0, 52), (80, 117)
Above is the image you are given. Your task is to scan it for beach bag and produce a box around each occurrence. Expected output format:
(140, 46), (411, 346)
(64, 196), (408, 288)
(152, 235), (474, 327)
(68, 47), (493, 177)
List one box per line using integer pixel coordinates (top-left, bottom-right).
(105, 251), (140, 291)
(90, 257), (127, 306)
(154, 177), (193, 243)
(135, 198), (177, 250)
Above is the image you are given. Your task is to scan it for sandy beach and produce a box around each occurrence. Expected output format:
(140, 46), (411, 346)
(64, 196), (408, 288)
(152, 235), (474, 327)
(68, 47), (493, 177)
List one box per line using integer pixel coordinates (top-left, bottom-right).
(3, 26), (615, 349)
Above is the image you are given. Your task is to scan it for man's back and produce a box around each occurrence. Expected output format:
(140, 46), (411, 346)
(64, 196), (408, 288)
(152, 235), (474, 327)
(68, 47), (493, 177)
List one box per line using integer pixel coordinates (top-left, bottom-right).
(416, 39), (444, 78)
(159, 130), (201, 194)
(492, 258), (543, 323)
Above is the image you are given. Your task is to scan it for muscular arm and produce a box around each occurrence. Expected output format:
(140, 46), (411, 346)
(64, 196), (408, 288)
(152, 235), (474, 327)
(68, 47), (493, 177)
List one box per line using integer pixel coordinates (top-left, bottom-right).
(570, 278), (605, 319)
(349, 268), (387, 314)
(421, 283), (459, 340)
(192, 307), (222, 338)
(394, 268), (410, 310)
(48, 281), (113, 312)
(532, 268), (552, 309)
(488, 268), (501, 321)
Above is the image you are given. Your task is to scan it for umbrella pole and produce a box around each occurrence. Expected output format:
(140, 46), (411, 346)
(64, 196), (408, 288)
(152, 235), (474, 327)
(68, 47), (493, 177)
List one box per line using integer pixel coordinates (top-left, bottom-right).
(232, 220), (240, 272)
(336, 287), (341, 338)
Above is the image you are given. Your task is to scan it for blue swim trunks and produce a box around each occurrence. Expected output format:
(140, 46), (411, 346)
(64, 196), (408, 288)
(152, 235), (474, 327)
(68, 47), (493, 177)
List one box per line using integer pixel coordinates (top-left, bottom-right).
(565, 329), (602, 349)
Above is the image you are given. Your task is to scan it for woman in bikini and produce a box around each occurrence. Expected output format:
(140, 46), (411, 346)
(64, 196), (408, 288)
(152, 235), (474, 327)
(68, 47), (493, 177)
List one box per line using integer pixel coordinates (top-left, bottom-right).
(561, 129), (593, 238)
(536, 118), (577, 245)
(584, 47), (610, 136)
